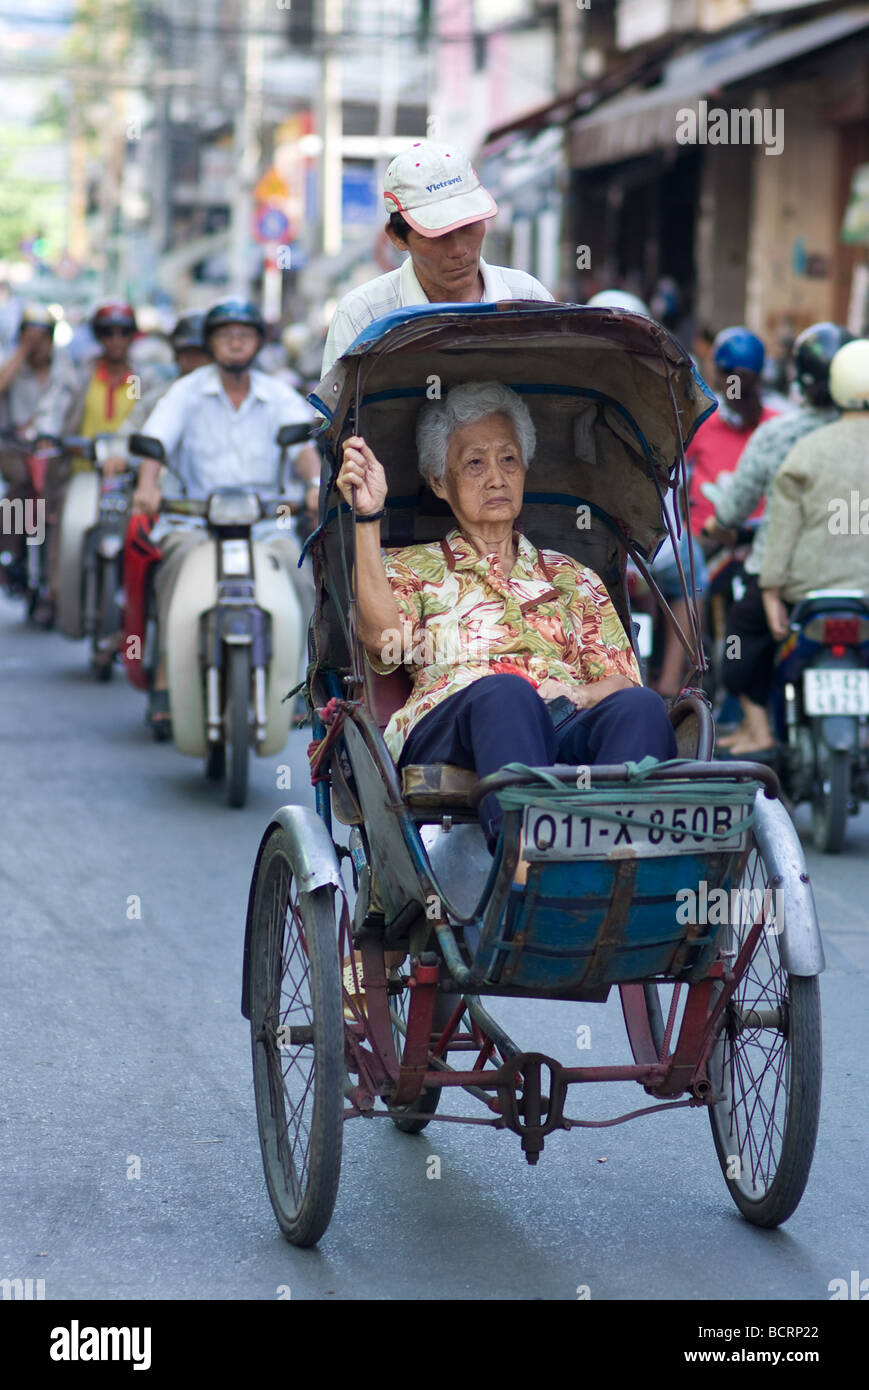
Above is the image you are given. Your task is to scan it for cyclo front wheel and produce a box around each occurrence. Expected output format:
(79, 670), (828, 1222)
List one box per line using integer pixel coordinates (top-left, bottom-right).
(248, 825), (344, 1246)
(708, 829), (821, 1228)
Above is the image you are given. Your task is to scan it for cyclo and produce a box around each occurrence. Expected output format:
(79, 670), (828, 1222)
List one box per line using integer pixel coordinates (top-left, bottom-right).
(240, 303), (824, 1247)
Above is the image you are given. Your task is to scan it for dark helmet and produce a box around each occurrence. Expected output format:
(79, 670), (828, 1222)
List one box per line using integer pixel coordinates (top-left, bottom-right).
(170, 310), (209, 354)
(91, 299), (137, 335)
(713, 326), (765, 375)
(19, 302), (58, 336)
(792, 322), (855, 405)
(203, 298), (265, 342)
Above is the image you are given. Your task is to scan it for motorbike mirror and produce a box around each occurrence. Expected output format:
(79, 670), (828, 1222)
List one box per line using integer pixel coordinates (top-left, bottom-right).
(129, 433), (166, 462)
(276, 423), (311, 449)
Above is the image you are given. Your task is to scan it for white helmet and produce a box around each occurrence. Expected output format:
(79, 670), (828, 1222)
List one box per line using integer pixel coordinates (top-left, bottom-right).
(829, 339), (869, 410)
(586, 289), (651, 317)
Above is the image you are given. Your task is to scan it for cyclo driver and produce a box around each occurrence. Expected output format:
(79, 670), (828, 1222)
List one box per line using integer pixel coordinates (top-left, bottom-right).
(132, 297), (319, 730)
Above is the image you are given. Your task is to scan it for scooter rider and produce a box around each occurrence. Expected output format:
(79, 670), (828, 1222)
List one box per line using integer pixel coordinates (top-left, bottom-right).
(687, 327), (779, 538)
(0, 303), (78, 593)
(132, 297), (319, 730)
(32, 300), (162, 624)
(321, 139), (554, 378)
(105, 311), (213, 473)
(703, 322), (852, 754)
(37, 300), (154, 452)
(761, 338), (869, 639)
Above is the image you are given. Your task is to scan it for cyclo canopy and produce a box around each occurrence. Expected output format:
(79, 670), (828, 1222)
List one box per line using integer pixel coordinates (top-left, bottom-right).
(307, 301), (716, 677)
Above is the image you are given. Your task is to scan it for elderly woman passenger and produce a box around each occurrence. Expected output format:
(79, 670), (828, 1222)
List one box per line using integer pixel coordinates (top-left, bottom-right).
(337, 381), (677, 847)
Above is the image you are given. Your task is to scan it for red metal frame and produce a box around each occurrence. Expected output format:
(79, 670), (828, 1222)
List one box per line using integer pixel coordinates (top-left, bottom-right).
(338, 905), (769, 1162)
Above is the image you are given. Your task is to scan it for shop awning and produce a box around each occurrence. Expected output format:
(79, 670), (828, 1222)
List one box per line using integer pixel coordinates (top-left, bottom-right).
(570, 4), (869, 169)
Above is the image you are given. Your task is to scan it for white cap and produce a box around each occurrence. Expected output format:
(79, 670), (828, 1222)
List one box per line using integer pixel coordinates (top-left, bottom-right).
(829, 338), (869, 410)
(383, 140), (498, 238)
(586, 289), (651, 316)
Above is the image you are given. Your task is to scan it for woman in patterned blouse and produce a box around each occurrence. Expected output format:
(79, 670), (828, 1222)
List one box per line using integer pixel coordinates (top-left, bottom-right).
(337, 381), (677, 848)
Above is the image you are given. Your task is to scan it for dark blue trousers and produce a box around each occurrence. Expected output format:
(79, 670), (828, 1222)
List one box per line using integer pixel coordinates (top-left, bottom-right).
(398, 675), (678, 845)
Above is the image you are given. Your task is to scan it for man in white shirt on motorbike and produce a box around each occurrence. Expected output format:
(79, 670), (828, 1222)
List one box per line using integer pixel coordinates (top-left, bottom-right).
(133, 297), (318, 730)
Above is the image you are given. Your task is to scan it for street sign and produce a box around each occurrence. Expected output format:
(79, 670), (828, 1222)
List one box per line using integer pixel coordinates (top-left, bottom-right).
(254, 205), (291, 244)
(254, 166), (290, 202)
(342, 166), (379, 226)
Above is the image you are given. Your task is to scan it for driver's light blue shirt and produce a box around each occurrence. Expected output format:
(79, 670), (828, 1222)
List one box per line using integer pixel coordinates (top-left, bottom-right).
(140, 362), (314, 499)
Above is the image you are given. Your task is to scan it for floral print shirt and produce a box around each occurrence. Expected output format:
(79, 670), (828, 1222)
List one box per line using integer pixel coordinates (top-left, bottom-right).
(369, 526), (641, 760)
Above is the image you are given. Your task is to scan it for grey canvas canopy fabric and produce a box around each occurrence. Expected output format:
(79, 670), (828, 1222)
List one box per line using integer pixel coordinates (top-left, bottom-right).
(306, 302), (716, 676)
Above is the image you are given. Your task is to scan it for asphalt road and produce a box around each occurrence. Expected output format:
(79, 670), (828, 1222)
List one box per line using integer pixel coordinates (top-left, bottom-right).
(1, 593), (867, 1302)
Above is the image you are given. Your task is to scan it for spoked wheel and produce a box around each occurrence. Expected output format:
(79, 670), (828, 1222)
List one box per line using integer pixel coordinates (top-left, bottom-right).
(811, 741), (849, 854)
(248, 826), (344, 1246)
(708, 831), (822, 1227)
(225, 646), (250, 808)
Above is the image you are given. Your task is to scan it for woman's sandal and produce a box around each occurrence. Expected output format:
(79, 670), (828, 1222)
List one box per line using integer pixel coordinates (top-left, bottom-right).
(147, 688), (172, 742)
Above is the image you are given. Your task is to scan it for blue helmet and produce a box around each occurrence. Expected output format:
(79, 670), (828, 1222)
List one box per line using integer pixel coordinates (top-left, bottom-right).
(713, 327), (765, 375)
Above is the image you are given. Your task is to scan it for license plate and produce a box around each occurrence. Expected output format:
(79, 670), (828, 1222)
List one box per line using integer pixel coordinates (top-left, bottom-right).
(522, 801), (749, 859)
(803, 668), (869, 716)
(221, 539), (251, 576)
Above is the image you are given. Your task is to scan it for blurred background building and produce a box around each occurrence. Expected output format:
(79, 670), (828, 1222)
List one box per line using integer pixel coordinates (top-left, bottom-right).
(2, 0), (868, 369)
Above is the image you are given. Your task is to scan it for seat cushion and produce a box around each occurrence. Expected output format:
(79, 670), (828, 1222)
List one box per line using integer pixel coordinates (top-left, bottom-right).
(400, 763), (478, 808)
(364, 663), (413, 733)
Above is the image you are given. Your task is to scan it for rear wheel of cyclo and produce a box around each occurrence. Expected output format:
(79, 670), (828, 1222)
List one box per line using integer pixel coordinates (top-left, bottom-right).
(226, 646), (250, 808)
(248, 826), (344, 1246)
(708, 829), (821, 1228)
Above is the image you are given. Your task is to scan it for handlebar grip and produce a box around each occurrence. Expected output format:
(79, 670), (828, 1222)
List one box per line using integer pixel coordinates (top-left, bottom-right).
(62, 436), (96, 458)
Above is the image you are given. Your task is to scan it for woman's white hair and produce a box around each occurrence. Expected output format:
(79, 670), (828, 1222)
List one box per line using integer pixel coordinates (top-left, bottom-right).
(416, 381), (536, 484)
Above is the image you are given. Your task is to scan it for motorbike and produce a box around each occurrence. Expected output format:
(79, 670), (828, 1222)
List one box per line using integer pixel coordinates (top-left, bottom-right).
(771, 590), (869, 853)
(0, 429), (62, 621)
(127, 426), (309, 808)
(55, 435), (135, 679)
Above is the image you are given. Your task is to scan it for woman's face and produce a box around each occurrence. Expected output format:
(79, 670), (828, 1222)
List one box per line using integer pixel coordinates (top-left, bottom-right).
(431, 412), (525, 529)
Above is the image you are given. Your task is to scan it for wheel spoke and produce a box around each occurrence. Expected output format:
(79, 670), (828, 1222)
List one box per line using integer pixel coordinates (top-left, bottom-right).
(711, 843), (792, 1198)
(258, 869), (319, 1209)
(249, 828), (344, 1244)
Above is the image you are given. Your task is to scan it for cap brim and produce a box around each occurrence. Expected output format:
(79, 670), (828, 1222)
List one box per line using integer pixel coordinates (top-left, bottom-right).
(401, 185), (498, 238)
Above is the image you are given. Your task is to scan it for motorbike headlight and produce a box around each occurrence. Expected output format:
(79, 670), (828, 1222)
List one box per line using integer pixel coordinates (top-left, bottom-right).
(207, 490), (262, 526)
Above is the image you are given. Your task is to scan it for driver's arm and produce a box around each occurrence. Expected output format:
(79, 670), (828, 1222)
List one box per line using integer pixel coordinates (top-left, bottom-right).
(712, 418), (778, 529)
(132, 375), (190, 509)
(758, 440), (808, 596)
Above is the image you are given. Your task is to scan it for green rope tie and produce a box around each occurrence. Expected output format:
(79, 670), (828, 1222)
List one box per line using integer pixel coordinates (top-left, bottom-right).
(494, 759), (760, 842)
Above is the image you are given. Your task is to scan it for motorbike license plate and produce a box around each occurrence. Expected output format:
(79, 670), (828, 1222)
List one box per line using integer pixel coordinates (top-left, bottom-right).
(522, 801), (749, 859)
(803, 668), (869, 716)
